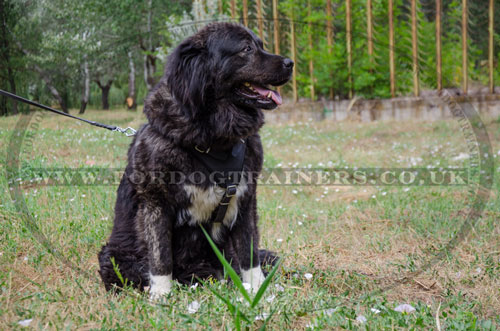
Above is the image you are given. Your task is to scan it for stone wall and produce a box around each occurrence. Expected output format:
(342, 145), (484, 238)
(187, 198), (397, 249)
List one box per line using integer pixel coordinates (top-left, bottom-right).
(266, 93), (500, 123)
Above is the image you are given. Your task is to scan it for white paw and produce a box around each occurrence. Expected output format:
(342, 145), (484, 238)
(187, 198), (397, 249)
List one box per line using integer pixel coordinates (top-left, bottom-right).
(241, 267), (265, 294)
(148, 274), (172, 301)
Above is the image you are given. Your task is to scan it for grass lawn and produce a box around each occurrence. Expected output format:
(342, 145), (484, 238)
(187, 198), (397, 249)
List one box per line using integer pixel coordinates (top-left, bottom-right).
(0, 107), (499, 329)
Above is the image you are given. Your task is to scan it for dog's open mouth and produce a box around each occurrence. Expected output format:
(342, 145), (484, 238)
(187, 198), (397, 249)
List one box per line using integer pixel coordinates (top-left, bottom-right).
(236, 82), (283, 106)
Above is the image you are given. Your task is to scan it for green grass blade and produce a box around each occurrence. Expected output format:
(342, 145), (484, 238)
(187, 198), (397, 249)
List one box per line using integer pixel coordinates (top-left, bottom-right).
(200, 225), (252, 304)
(251, 259), (282, 308)
(110, 257), (127, 287)
(234, 304), (241, 331)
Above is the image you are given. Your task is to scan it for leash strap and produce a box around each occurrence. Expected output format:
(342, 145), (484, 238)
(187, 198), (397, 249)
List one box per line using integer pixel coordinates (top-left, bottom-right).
(0, 89), (136, 136)
(192, 140), (246, 224)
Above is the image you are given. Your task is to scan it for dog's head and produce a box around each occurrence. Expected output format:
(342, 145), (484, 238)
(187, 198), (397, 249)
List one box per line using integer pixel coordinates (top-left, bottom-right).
(165, 23), (293, 113)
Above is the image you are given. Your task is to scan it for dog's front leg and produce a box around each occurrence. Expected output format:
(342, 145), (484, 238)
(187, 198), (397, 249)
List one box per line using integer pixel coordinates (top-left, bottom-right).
(137, 203), (173, 300)
(231, 196), (265, 293)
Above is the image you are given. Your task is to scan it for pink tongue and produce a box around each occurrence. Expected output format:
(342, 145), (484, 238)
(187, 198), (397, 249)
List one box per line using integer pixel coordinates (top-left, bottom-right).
(252, 85), (282, 106)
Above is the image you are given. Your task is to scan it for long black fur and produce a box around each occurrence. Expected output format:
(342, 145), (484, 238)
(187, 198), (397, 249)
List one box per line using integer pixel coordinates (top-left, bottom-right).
(98, 23), (292, 291)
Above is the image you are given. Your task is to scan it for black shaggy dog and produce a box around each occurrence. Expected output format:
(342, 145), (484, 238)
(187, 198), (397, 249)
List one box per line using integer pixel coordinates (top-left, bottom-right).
(98, 23), (293, 299)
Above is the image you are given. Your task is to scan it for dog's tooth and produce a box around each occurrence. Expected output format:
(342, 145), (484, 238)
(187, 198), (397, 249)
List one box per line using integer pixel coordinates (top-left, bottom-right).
(267, 91), (273, 98)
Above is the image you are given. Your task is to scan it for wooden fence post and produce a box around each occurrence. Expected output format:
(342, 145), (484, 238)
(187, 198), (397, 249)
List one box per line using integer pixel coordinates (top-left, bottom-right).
(243, 0), (248, 27)
(462, 0), (468, 94)
(389, 0), (396, 97)
(308, 0), (315, 101)
(346, 0), (353, 99)
(411, 0), (419, 96)
(273, 0), (281, 96)
(231, 0), (236, 20)
(489, 0), (494, 94)
(326, 0), (334, 99)
(290, 18), (298, 102)
(273, 0), (280, 54)
(436, 0), (442, 92)
(256, 0), (265, 46)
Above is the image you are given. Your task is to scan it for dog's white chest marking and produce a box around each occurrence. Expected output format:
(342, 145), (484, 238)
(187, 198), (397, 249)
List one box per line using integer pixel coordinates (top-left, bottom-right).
(182, 177), (247, 228)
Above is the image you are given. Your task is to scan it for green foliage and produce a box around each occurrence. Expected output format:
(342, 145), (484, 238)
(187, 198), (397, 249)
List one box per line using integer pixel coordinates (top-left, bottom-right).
(1, 0), (499, 116)
(276, 0), (498, 100)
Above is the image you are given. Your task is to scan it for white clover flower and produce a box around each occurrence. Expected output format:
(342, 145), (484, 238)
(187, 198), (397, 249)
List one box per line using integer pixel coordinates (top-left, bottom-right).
(266, 294), (275, 303)
(394, 304), (416, 313)
(356, 315), (367, 323)
(187, 301), (200, 314)
(276, 238), (283, 243)
(275, 284), (285, 292)
(18, 319), (33, 327)
(325, 307), (338, 316)
(304, 273), (313, 280)
(371, 308), (381, 314)
(255, 313), (270, 321)
(305, 321), (318, 329)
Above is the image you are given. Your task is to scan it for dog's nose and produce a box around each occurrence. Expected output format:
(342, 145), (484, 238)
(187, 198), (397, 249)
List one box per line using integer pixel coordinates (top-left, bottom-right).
(283, 58), (294, 69)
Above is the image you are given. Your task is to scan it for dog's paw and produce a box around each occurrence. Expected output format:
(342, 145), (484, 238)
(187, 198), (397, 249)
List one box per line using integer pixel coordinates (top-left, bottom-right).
(242, 267), (265, 294)
(148, 274), (172, 302)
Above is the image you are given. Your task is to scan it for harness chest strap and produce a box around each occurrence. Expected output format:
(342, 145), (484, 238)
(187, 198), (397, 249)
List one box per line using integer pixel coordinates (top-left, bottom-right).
(191, 140), (246, 224)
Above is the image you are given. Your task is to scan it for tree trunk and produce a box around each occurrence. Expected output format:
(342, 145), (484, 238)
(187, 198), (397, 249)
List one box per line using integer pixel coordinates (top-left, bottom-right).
(15, 40), (67, 113)
(79, 55), (90, 114)
(127, 51), (137, 110)
(6, 66), (18, 114)
(143, 0), (156, 91)
(34, 63), (68, 113)
(0, 0), (18, 115)
(96, 79), (113, 110)
(102, 85), (111, 110)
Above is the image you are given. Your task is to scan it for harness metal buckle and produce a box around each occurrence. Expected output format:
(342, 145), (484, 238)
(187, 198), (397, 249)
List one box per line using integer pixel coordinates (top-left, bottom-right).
(226, 185), (237, 197)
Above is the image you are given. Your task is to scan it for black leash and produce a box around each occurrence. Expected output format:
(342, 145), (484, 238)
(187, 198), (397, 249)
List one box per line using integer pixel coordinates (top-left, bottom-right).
(0, 89), (136, 136)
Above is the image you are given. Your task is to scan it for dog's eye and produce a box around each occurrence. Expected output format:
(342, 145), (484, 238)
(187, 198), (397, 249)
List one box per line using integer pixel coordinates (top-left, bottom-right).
(243, 45), (253, 52)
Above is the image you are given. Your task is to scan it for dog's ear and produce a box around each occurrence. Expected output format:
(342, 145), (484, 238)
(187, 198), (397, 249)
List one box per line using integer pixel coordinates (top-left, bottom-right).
(166, 37), (212, 116)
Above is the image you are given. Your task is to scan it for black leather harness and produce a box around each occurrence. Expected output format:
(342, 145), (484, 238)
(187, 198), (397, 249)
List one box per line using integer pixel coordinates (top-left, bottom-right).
(191, 139), (247, 225)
